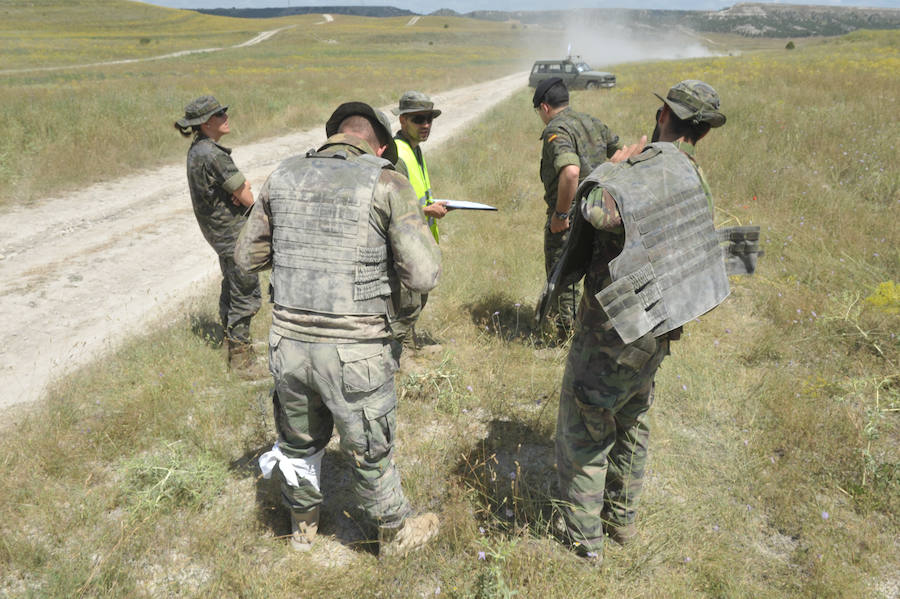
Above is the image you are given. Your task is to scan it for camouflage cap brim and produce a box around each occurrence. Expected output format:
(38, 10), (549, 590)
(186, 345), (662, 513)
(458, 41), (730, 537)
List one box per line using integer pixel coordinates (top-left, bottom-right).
(392, 106), (442, 118)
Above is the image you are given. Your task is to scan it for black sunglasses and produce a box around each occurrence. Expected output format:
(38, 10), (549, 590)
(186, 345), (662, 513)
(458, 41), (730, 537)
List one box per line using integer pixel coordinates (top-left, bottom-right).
(213, 109), (228, 119)
(410, 114), (433, 125)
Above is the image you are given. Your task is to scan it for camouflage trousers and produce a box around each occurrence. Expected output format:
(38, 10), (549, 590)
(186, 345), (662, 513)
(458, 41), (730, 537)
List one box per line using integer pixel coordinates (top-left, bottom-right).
(268, 332), (411, 528)
(556, 324), (669, 552)
(544, 213), (581, 337)
(218, 254), (261, 343)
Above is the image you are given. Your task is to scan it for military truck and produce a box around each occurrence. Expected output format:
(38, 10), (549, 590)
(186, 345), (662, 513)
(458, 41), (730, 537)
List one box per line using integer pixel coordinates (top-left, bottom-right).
(528, 57), (616, 90)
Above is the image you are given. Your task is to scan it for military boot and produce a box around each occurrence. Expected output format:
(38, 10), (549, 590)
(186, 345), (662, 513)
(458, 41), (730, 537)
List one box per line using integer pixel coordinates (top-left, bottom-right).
(378, 512), (439, 558)
(604, 521), (638, 547)
(226, 339), (268, 380)
(290, 506), (319, 552)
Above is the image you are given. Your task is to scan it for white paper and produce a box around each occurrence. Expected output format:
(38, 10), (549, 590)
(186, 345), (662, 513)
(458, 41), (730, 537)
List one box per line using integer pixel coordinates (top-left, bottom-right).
(434, 199), (498, 211)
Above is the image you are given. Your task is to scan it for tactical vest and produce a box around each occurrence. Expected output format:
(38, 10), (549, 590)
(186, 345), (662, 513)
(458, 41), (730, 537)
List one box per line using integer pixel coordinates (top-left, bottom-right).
(581, 142), (730, 344)
(267, 150), (393, 316)
(395, 136), (439, 243)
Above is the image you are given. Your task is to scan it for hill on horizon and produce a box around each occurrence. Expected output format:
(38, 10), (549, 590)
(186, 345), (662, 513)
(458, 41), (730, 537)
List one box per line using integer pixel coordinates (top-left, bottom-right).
(198, 2), (900, 38)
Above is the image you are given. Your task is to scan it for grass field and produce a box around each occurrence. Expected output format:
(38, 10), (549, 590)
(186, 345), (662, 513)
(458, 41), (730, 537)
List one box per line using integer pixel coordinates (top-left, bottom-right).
(1, 3), (899, 597)
(0, 1), (547, 205)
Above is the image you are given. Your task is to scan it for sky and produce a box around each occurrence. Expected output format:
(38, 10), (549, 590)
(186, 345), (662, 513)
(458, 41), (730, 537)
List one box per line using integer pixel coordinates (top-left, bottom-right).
(140, 0), (900, 13)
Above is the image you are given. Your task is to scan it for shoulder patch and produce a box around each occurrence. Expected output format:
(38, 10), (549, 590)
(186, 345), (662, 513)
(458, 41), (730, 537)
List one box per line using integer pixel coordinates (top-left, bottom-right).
(547, 133), (558, 143)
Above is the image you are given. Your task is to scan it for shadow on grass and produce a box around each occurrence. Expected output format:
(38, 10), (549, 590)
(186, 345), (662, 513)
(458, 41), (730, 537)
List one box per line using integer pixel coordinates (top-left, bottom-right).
(463, 291), (556, 345)
(455, 419), (561, 540)
(189, 312), (224, 348)
(230, 445), (375, 554)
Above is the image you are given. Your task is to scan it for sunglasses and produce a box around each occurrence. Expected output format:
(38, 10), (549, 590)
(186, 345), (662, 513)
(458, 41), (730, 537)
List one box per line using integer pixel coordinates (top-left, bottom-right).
(212, 109), (228, 119)
(410, 114), (433, 125)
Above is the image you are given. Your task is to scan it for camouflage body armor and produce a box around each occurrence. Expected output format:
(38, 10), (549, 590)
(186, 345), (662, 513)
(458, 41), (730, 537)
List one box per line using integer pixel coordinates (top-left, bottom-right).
(580, 142), (730, 344)
(267, 150), (392, 315)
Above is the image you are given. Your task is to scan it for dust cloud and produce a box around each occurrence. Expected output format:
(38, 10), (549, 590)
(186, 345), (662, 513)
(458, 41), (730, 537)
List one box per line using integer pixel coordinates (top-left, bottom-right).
(554, 16), (719, 69)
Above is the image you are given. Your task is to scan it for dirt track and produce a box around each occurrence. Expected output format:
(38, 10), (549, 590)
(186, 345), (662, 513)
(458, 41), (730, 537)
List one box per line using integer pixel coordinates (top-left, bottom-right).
(0, 72), (527, 410)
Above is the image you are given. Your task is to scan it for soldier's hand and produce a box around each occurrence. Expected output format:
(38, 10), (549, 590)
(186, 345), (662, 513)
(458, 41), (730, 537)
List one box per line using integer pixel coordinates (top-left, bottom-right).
(550, 213), (569, 233)
(610, 135), (648, 163)
(423, 201), (448, 219)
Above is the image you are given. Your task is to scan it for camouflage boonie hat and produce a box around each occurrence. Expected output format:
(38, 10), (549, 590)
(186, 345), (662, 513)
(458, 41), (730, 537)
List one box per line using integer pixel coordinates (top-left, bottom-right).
(326, 101), (399, 164)
(392, 91), (442, 118)
(654, 80), (726, 128)
(175, 95), (227, 128)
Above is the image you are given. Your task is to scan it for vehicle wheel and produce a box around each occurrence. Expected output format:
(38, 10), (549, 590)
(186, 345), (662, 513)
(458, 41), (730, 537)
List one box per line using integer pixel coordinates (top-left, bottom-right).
(586, 81), (599, 90)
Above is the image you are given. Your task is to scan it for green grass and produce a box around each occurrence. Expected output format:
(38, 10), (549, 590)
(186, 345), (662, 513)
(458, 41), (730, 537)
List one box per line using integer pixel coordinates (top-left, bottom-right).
(1, 17), (899, 599)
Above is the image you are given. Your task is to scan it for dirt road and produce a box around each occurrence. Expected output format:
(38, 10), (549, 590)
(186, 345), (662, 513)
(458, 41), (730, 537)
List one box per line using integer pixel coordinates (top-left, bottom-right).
(0, 72), (527, 410)
(0, 26), (298, 76)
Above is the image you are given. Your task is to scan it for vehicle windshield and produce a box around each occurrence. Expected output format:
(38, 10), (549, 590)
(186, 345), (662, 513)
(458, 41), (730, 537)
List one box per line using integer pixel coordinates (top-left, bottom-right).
(576, 62), (591, 73)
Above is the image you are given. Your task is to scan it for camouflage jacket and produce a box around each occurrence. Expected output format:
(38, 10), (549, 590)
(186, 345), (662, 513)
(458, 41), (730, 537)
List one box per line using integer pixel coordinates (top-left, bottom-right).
(235, 133), (441, 342)
(577, 140), (713, 332)
(540, 107), (621, 212)
(185, 136), (248, 256)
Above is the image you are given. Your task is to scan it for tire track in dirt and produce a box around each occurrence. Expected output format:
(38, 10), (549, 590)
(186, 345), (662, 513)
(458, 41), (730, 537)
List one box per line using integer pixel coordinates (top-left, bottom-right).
(0, 72), (527, 410)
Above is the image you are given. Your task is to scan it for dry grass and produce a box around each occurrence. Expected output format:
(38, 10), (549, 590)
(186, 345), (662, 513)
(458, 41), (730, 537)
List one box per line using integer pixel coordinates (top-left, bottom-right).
(0, 3), (548, 205)
(0, 15), (898, 599)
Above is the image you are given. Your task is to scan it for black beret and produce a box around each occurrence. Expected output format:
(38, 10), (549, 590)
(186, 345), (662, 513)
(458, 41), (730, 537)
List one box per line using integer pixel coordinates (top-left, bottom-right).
(533, 77), (565, 108)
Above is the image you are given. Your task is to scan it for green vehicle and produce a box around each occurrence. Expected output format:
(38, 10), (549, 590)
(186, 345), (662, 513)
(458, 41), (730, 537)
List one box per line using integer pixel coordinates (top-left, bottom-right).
(528, 57), (616, 90)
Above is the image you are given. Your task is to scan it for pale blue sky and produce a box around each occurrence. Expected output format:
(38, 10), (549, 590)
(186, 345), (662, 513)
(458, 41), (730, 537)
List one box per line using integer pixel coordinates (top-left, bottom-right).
(140, 1), (900, 13)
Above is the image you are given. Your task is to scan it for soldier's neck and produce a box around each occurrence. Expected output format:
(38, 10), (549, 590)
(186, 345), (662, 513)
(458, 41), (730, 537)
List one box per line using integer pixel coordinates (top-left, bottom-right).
(398, 130), (419, 150)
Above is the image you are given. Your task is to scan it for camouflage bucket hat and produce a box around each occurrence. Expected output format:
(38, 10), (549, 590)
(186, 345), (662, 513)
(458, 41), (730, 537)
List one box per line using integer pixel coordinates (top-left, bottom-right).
(391, 90), (442, 118)
(325, 101), (398, 165)
(175, 95), (227, 128)
(654, 80), (726, 128)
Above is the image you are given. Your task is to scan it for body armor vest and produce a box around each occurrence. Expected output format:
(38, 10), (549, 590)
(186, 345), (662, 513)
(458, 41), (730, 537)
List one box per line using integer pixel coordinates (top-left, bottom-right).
(582, 142), (730, 344)
(267, 151), (392, 315)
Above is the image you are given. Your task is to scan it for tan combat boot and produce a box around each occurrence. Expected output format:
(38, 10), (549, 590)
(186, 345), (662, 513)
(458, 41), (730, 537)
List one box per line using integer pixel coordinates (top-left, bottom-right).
(290, 506), (319, 552)
(378, 512), (439, 558)
(604, 521), (638, 547)
(227, 339), (268, 380)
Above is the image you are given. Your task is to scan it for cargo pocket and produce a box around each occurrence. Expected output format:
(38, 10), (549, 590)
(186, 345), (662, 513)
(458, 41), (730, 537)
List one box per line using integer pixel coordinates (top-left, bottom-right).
(337, 343), (390, 394)
(574, 386), (616, 444)
(362, 395), (396, 462)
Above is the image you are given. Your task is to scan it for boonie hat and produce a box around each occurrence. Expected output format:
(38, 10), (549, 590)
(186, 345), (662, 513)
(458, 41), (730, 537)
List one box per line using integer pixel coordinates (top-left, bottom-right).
(532, 77), (567, 108)
(175, 95), (227, 128)
(654, 80), (726, 128)
(392, 91), (442, 118)
(326, 101), (398, 165)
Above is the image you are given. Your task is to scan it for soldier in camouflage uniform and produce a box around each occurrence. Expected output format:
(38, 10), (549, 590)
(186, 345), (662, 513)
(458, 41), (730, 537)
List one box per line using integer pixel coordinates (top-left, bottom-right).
(175, 95), (263, 378)
(235, 102), (442, 557)
(534, 77), (621, 340)
(541, 81), (744, 561)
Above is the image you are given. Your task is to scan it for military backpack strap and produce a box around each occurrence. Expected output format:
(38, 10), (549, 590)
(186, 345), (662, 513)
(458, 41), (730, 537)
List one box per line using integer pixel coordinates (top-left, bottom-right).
(717, 225), (763, 275)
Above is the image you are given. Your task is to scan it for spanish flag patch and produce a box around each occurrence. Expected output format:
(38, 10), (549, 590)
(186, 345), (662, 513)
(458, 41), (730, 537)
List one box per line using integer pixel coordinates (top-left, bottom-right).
(547, 134), (558, 143)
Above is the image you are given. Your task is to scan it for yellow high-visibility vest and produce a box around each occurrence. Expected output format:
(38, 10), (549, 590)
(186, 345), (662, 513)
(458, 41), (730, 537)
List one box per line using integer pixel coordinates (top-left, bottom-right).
(395, 136), (439, 243)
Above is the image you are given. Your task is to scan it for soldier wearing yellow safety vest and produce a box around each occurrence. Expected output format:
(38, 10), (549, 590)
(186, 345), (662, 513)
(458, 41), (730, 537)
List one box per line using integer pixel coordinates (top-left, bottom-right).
(392, 91), (447, 243)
